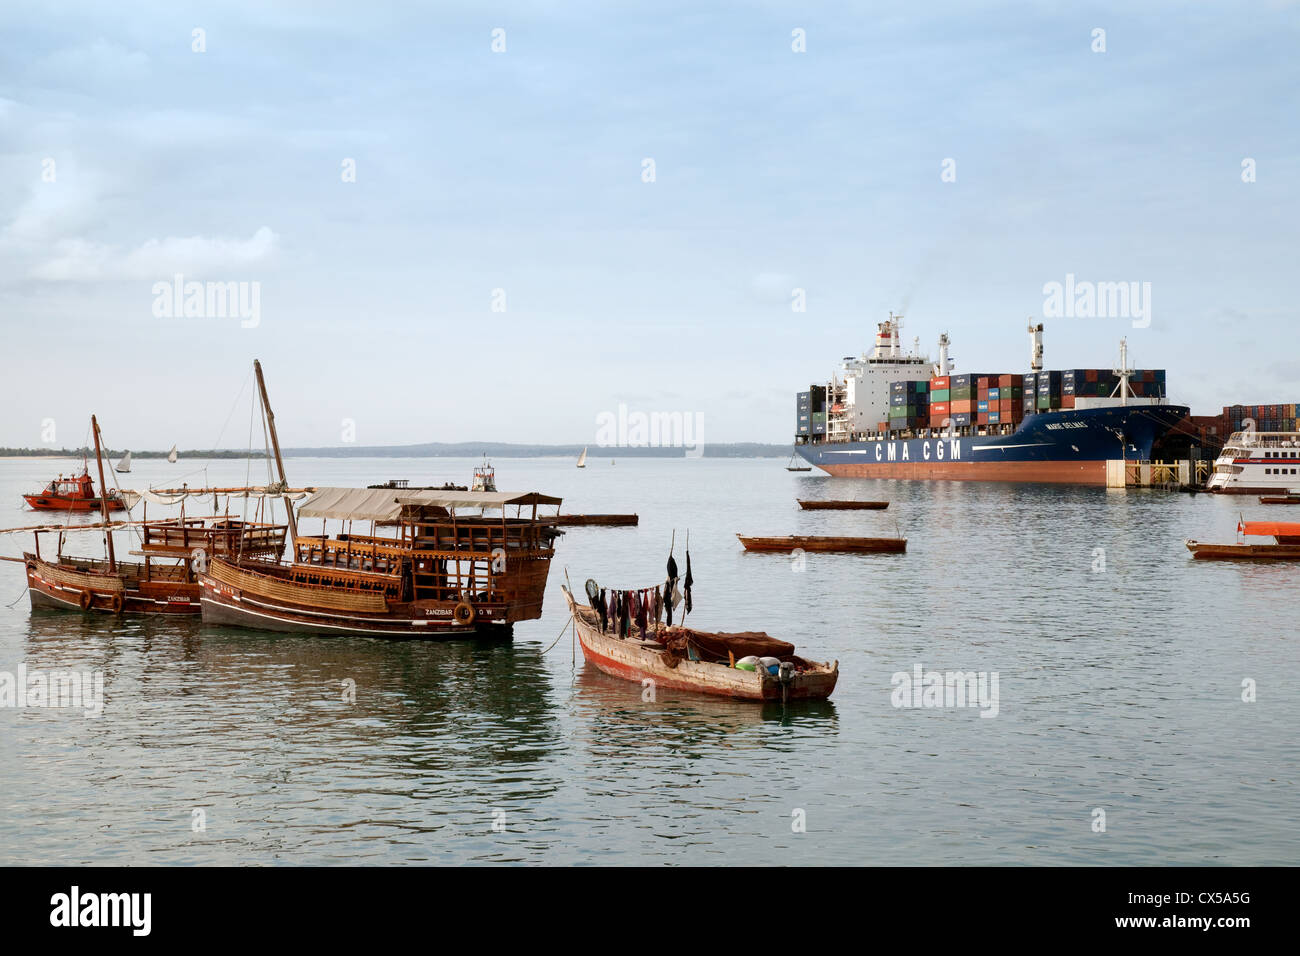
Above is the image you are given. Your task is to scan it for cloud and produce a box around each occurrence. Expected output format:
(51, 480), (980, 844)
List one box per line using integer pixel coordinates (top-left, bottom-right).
(31, 227), (280, 281)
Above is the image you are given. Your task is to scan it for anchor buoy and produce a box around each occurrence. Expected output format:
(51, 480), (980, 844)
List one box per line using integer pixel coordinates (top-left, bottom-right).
(78, 589), (93, 611)
(110, 592), (124, 615)
(453, 601), (476, 625)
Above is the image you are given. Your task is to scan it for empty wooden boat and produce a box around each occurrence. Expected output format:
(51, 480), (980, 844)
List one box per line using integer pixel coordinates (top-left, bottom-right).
(552, 514), (638, 526)
(796, 499), (889, 510)
(1258, 495), (1300, 505)
(737, 534), (906, 553)
(1186, 521), (1300, 560)
(563, 585), (837, 702)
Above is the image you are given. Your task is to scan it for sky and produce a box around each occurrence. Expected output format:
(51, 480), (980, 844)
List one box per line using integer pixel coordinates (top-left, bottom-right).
(1, 1), (1297, 451)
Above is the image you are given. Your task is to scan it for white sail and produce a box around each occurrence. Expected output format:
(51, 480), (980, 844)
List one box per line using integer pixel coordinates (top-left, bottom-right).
(167, 446), (178, 464)
(116, 451), (132, 473)
(577, 447), (587, 468)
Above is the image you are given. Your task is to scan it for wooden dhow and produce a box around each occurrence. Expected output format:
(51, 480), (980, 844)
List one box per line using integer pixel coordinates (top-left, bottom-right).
(563, 585), (837, 702)
(17, 416), (288, 615)
(200, 488), (563, 636)
(196, 360), (564, 638)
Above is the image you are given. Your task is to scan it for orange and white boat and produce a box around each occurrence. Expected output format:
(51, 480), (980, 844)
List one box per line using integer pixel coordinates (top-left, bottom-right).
(1186, 521), (1300, 560)
(23, 467), (126, 512)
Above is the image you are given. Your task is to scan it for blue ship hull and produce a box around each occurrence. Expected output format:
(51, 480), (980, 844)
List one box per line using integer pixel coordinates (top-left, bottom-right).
(797, 404), (1189, 485)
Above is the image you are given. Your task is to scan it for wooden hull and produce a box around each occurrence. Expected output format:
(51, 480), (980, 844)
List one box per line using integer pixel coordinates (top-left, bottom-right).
(796, 499), (889, 510)
(23, 495), (126, 512)
(1259, 496), (1300, 505)
(198, 558), (514, 638)
(25, 556), (200, 615)
(737, 534), (906, 553)
(1185, 541), (1300, 561)
(564, 590), (837, 701)
(553, 514), (638, 526)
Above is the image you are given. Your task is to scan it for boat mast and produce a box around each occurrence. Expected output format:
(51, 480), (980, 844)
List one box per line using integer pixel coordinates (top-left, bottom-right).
(254, 359), (298, 543)
(91, 415), (116, 572)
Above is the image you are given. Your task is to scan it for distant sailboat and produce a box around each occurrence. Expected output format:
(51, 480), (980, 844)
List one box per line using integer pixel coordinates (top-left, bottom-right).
(115, 450), (132, 473)
(167, 446), (179, 464)
(577, 447), (587, 469)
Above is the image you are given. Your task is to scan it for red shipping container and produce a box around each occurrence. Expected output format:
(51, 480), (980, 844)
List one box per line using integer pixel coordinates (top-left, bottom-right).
(1086, 369), (1098, 382)
(930, 376), (950, 390)
(977, 376), (990, 388)
(930, 401), (950, 416)
(952, 400), (974, 413)
(1061, 394), (1076, 409)
(976, 413), (988, 425)
(998, 374), (1012, 387)
(999, 399), (1012, 413)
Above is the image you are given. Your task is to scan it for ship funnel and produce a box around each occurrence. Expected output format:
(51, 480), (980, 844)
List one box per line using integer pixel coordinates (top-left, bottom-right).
(935, 333), (951, 376)
(1028, 321), (1044, 371)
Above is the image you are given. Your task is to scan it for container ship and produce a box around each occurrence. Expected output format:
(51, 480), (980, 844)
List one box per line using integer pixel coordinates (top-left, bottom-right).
(793, 317), (1189, 486)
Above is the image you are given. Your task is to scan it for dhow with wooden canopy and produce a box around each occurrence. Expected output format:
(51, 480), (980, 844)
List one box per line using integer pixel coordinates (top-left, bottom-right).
(200, 486), (564, 636)
(196, 360), (564, 638)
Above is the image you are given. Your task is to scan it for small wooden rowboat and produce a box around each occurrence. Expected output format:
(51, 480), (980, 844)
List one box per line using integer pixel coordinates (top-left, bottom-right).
(737, 534), (906, 553)
(1258, 495), (1300, 505)
(562, 586), (837, 702)
(1186, 521), (1300, 560)
(796, 499), (889, 510)
(553, 514), (638, 526)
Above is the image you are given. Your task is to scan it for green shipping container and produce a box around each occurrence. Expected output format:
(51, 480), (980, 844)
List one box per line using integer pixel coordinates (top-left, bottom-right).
(931, 389), (950, 402)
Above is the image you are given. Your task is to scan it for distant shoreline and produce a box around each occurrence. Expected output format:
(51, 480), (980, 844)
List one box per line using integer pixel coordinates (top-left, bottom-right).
(0, 442), (789, 460)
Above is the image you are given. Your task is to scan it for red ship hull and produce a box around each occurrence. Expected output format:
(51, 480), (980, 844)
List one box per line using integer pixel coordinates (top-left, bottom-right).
(817, 459), (1107, 485)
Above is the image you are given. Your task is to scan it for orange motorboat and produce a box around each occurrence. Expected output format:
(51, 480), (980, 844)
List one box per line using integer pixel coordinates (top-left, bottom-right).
(23, 467), (126, 512)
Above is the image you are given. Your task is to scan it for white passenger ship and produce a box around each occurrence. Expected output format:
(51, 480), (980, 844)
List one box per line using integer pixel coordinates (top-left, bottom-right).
(1207, 430), (1300, 494)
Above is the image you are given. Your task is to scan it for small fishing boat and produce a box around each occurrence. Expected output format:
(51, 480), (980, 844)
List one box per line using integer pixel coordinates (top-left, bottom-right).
(23, 467), (126, 512)
(1259, 495), (1300, 505)
(737, 534), (906, 553)
(577, 447), (587, 469)
(563, 585), (837, 702)
(796, 499), (889, 510)
(115, 451), (131, 473)
(786, 450), (812, 472)
(553, 514), (638, 526)
(1186, 521), (1300, 560)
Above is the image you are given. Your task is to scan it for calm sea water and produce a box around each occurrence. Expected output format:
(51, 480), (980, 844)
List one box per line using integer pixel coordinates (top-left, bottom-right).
(1, 455), (1296, 865)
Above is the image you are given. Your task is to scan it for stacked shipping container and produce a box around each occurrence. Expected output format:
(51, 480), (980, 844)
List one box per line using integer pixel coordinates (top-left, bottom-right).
(1221, 403), (1299, 434)
(889, 380), (930, 431)
(796, 385), (829, 436)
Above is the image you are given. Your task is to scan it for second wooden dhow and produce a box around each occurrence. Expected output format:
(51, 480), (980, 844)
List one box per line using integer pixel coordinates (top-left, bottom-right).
(200, 487), (564, 637)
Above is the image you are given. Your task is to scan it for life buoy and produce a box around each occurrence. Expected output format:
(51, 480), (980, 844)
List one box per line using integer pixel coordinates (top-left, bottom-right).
(78, 589), (93, 611)
(110, 592), (124, 615)
(453, 601), (476, 625)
